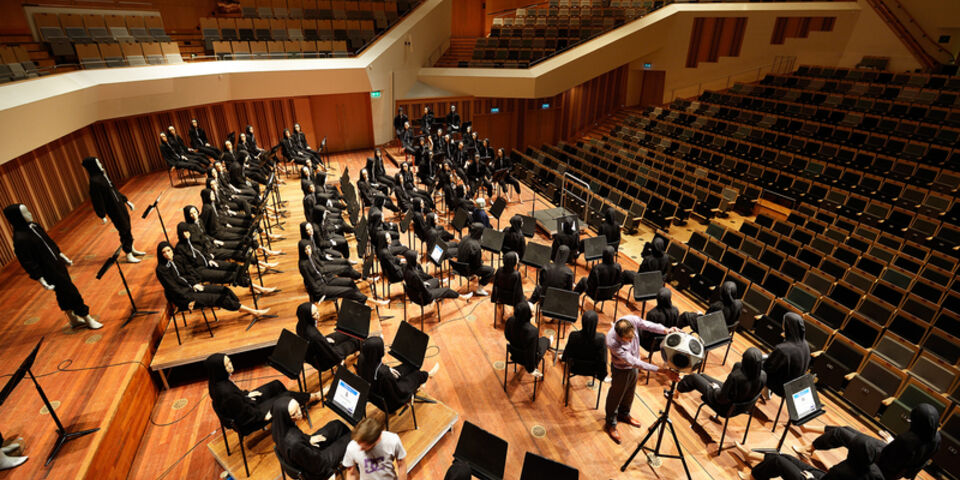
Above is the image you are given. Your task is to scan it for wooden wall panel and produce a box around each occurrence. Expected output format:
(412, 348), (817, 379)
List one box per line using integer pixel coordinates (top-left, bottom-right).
(771, 16), (837, 44)
(0, 92), (372, 270)
(451, 0), (485, 37)
(686, 17), (748, 68)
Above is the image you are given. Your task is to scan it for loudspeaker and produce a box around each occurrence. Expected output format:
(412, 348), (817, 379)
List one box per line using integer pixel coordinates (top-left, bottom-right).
(660, 332), (704, 372)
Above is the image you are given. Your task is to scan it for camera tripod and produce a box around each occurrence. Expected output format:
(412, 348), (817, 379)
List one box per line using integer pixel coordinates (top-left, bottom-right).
(620, 378), (692, 480)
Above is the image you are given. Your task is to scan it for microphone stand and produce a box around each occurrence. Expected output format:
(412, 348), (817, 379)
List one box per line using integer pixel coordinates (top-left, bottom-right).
(96, 248), (158, 328)
(141, 192), (168, 244)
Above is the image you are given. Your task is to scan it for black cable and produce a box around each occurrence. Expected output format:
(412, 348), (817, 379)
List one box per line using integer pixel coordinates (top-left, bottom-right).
(0, 358), (150, 381)
(153, 431), (214, 480)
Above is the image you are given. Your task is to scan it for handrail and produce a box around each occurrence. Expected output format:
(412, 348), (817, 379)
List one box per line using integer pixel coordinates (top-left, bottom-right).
(488, 1), (550, 19)
(881, 0), (954, 64)
(667, 63), (775, 102)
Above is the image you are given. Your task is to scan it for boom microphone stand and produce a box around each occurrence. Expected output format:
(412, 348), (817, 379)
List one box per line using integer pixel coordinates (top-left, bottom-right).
(620, 378), (692, 480)
(96, 247), (158, 327)
(141, 192), (168, 243)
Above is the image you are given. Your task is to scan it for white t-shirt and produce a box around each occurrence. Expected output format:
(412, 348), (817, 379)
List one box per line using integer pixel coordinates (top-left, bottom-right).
(342, 431), (407, 480)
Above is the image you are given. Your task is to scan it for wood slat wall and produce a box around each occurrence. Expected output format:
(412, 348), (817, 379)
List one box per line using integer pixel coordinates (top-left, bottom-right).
(771, 16), (837, 44)
(396, 65), (628, 152)
(0, 92), (373, 270)
(686, 16), (748, 68)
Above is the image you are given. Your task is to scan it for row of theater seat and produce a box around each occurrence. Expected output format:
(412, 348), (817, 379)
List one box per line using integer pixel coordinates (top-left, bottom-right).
(35, 12), (171, 59)
(75, 42), (182, 69)
(0, 45), (41, 83)
(210, 40), (349, 59)
(200, 17), (377, 53)
(235, 0), (413, 20)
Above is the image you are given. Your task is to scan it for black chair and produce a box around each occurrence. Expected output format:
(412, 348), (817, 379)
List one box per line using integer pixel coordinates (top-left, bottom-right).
(504, 343), (544, 401)
(369, 390), (418, 432)
(406, 286), (443, 331)
(693, 390), (762, 455)
(562, 358), (604, 409)
(580, 282), (622, 318)
(211, 404), (258, 477)
(164, 291), (216, 345)
(449, 259), (477, 292)
(275, 445), (305, 480)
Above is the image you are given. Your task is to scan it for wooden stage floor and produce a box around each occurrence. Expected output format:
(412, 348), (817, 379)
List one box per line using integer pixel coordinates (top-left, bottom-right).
(0, 150), (937, 479)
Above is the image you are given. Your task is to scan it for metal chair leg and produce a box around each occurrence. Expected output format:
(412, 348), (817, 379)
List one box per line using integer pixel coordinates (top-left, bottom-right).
(743, 407), (755, 443)
(595, 379), (603, 410)
(564, 364), (570, 406)
(694, 402), (705, 422)
(173, 311), (183, 345)
(503, 347), (508, 392)
(200, 308), (214, 338)
(239, 431), (250, 477)
(222, 426), (230, 455)
(411, 400), (418, 430)
(718, 415), (730, 454)
(772, 395), (785, 432)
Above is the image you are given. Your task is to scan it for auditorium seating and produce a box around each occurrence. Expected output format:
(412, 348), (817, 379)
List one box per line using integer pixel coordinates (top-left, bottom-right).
(34, 12), (175, 63)
(510, 65), (960, 437)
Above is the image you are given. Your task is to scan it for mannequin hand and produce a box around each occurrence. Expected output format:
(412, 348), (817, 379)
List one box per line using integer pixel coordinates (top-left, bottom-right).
(60, 252), (73, 265)
(803, 473), (815, 480)
(264, 411), (272, 421)
(193, 284), (204, 291)
(326, 336), (336, 344)
(390, 367), (401, 378)
(101, 217), (109, 225)
(248, 390), (262, 399)
(188, 301), (196, 311)
(309, 435), (327, 446)
(209, 260), (219, 268)
(227, 209), (236, 216)
(205, 143), (211, 147)
(39, 277), (55, 290)
(214, 240), (224, 247)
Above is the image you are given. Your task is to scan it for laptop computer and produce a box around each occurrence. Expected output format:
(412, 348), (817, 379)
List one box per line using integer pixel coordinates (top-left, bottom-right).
(336, 299), (371, 340)
(267, 329), (309, 380)
(518, 452), (578, 480)
(452, 208), (470, 231)
(490, 196), (507, 220)
(519, 214), (537, 238)
(324, 367), (371, 426)
(521, 242), (552, 270)
(696, 311), (731, 350)
(784, 374), (826, 424)
(631, 270), (663, 302)
(388, 321), (430, 369)
(541, 287), (580, 323)
(429, 239), (447, 266)
(481, 228), (505, 253)
(453, 421), (508, 480)
(582, 235), (607, 262)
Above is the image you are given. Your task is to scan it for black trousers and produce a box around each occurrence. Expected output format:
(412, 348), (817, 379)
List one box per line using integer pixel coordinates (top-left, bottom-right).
(752, 453), (824, 480)
(191, 285), (241, 311)
(812, 426), (886, 459)
(50, 265), (90, 316)
(302, 420), (352, 480)
(248, 380), (310, 431)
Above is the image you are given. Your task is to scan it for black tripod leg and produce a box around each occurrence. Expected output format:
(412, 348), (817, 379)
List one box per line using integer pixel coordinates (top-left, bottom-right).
(621, 420), (661, 471)
(666, 418), (693, 480)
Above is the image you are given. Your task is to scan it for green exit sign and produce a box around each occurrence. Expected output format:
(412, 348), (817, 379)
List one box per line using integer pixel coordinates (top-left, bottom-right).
(370, 90), (382, 98)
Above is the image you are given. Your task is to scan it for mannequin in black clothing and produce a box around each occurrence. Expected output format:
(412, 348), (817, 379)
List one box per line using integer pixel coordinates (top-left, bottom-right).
(222, 141), (261, 199)
(680, 281), (743, 332)
(3, 204), (101, 329)
(796, 404), (941, 480)
(174, 223), (276, 292)
(199, 188), (247, 241)
(493, 148), (521, 202)
(159, 132), (208, 173)
(561, 310), (607, 380)
(492, 251), (525, 310)
(420, 107), (435, 136)
(356, 337), (438, 412)
(292, 123), (324, 166)
(281, 128), (310, 165)
(574, 246), (622, 296)
(205, 354), (316, 435)
(505, 300), (551, 378)
(358, 169), (398, 212)
(529, 244), (574, 304)
(641, 287), (680, 352)
(445, 104), (461, 132)
(82, 157), (145, 263)
(167, 125), (211, 165)
(243, 125), (265, 156)
(189, 118), (221, 159)
(366, 149), (395, 190)
(551, 220), (580, 266)
(443, 460), (472, 480)
(156, 242), (269, 315)
(298, 240), (381, 306)
(295, 302), (361, 374)
(501, 214), (526, 258)
(183, 206), (271, 266)
(394, 107), (409, 138)
(598, 207), (621, 250)
(734, 437), (884, 480)
(402, 249), (471, 306)
(623, 237), (672, 287)
(457, 223), (495, 296)
(477, 137), (492, 160)
(762, 312), (810, 398)
(299, 222), (357, 278)
(425, 212), (458, 257)
(676, 347), (765, 412)
(272, 397), (351, 480)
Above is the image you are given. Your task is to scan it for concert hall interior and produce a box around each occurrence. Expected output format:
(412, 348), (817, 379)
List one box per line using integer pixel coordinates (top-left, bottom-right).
(0, 0), (958, 479)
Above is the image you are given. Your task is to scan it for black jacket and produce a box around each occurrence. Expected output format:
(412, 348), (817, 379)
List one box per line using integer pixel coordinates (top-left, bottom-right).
(3, 204), (68, 281)
(762, 312), (811, 397)
(82, 157), (130, 231)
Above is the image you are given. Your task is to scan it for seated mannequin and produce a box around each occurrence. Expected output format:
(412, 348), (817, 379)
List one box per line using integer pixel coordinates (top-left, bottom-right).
(295, 302), (361, 374)
(491, 251), (525, 309)
(402, 249), (471, 305)
(456, 223), (495, 296)
(504, 301), (552, 378)
(501, 214), (526, 259)
(272, 397), (351, 480)
(762, 312), (811, 399)
(529, 245), (574, 305)
(733, 440), (883, 480)
(356, 337), (439, 411)
(561, 310), (607, 380)
(622, 238), (672, 286)
(156, 242), (269, 316)
(574, 246), (622, 296)
(676, 347), (765, 413)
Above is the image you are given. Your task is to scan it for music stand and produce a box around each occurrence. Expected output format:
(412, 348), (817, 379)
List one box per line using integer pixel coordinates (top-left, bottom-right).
(520, 242), (551, 280)
(490, 196), (507, 229)
(96, 247), (158, 327)
(0, 338), (99, 466)
(336, 299), (372, 341)
(695, 311), (732, 373)
(141, 192), (168, 243)
(388, 321), (429, 369)
(453, 421), (508, 480)
(355, 216), (369, 259)
(481, 228), (505, 268)
(541, 287), (580, 362)
(582, 235), (607, 264)
(769, 374), (826, 451)
(267, 329), (310, 393)
(452, 208), (469, 237)
(519, 214), (537, 238)
(324, 367), (371, 426)
(519, 452), (579, 480)
(631, 271), (662, 316)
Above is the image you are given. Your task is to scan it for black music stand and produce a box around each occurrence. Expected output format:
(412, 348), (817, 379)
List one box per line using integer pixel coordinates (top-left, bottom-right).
(490, 196), (507, 229)
(0, 338), (99, 466)
(388, 321), (429, 369)
(695, 311), (732, 373)
(324, 368), (371, 426)
(336, 299), (372, 341)
(452, 208), (469, 238)
(540, 287), (579, 363)
(769, 374), (826, 451)
(519, 214), (537, 238)
(631, 270), (663, 316)
(582, 235), (607, 264)
(453, 421), (508, 480)
(96, 248), (158, 327)
(141, 192), (168, 243)
(267, 329), (310, 393)
(481, 228), (505, 268)
(520, 242), (551, 280)
(520, 452), (578, 480)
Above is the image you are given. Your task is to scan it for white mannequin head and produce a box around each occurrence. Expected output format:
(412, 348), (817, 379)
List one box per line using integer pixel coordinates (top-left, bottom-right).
(287, 398), (302, 420)
(189, 207), (199, 221)
(304, 223), (314, 236)
(18, 205), (33, 224)
(161, 245), (174, 261)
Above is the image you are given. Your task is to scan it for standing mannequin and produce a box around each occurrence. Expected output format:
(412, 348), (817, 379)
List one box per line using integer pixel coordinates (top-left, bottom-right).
(81, 157), (144, 263)
(3, 204), (102, 329)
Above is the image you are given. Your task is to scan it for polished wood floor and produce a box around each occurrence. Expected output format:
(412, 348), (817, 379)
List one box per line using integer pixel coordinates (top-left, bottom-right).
(0, 151), (936, 479)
